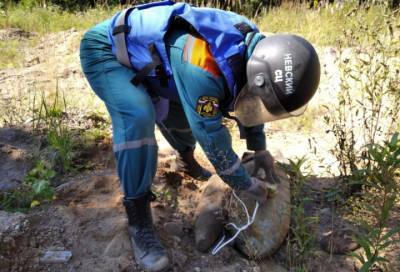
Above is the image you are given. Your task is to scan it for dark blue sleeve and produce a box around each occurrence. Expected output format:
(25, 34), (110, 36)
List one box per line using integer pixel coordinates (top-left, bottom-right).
(169, 62), (251, 190)
(244, 124), (266, 151)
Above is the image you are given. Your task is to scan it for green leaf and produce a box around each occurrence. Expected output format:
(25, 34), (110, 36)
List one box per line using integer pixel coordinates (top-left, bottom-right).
(350, 252), (366, 264)
(355, 235), (373, 260)
(389, 132), (399, 148)
(31, 180), (49, 194)
(380, 225), (400, 242)
(359, 261), (372, 272)
(375, 256), (389, 263)
(378, 239), (400, 250)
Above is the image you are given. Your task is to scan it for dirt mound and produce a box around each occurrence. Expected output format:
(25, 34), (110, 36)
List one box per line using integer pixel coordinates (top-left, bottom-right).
(0, 149), (268, 272)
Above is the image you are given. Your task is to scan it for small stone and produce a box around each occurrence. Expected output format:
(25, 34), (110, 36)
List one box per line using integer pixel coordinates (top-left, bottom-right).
(0, 211), (28, 236)
(39, 250), (72, 264)
(319, 227), (359, 254)
(172, 236), (182, 244)
(259, 259), (287, 272)
(2, 237), (16, 249)
(318, 210), (362, 254)
(103, 233), (130, 258)
(319, 208), (331, 215)
(28, 238), (37, 248)
(163, 221), (184, 237)
(172, 250), (188, 268)
(194, 267), (201, 272)
(0, 255), (11, 269)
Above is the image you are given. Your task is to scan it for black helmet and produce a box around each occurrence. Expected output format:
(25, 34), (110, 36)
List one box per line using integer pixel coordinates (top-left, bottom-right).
(234, 34), (320, 126)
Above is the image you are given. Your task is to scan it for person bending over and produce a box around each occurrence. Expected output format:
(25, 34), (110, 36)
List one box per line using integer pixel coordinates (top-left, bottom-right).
(80, 1), (320, 271)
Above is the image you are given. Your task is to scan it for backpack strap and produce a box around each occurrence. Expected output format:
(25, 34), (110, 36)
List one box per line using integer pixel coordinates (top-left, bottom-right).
(245, 31), (257, 47)
(234, 22), (253, 36)
(112, 8), (134, 68)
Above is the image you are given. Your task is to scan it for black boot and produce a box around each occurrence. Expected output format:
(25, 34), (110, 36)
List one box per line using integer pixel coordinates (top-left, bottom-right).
(178, 148), (212, 181)
(123, 193), (169, 272)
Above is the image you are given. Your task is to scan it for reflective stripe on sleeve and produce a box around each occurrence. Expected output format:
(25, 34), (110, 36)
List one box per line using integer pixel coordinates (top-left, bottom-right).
(183, 34), (221, 77)
(183, 35), (195, 62)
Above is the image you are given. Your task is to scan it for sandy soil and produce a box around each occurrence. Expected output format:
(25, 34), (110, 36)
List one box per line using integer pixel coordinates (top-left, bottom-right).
(0, 28), (398, 272)
(0, 126), (357, 272)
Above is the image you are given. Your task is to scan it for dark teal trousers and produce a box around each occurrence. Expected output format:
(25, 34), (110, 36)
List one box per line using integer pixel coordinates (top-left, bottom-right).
(80, 20), (196, 198)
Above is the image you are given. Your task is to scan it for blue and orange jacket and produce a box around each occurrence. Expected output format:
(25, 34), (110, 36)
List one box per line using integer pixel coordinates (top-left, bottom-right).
(107, 0), (258, 110)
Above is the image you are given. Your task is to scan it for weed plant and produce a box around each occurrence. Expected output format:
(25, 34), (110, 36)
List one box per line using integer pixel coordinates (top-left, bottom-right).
(280, 157), (319, 271)
(0, 87), (109, 211)
(32, 86), (75, 172)
(323, 7), (400, 271)
(0, 160), (55, 212)
(350, 133), (400, 271)
(324, 8), (400, 195)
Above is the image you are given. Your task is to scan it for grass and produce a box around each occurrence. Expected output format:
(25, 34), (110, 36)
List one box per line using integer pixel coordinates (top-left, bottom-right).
(345, 133), (400, 271)
(0, 37), (40, 68)
(0, 5), (117, 34)
(0, 4), (117, 68)
(0, 2), (397, 71)
(0, 40), (22, 68)
(257, 3), (397, 46)
(0, 3), (397, 45)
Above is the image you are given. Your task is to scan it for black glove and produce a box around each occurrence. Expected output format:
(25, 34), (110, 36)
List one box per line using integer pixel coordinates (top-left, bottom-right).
(252, 150), (280, 188)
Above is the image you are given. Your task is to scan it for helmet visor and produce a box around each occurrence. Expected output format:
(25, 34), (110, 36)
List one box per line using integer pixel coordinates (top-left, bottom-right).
(234, 84), (307, 127)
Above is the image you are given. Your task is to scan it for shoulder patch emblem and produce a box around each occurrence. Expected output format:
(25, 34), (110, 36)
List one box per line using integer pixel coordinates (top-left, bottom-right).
(196, 96), (219, 117)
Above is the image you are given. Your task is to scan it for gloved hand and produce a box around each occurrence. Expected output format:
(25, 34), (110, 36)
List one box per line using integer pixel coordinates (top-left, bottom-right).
(253, 150), (280, 189)
(236, 177), (268, 204)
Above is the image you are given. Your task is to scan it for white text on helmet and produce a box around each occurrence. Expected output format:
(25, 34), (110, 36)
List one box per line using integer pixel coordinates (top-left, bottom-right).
(274, 70), (283, 82)
(284, 53), (294, 95)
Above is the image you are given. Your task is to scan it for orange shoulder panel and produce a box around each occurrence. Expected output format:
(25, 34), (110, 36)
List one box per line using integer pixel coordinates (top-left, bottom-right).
(184, 35), (221, 77)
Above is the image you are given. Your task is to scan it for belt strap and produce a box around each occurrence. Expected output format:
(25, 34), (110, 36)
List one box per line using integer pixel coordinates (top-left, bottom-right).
(131, 44), (163, 86)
